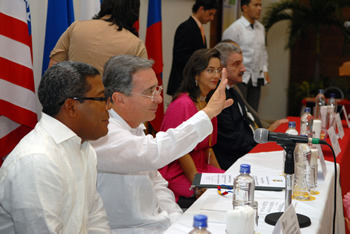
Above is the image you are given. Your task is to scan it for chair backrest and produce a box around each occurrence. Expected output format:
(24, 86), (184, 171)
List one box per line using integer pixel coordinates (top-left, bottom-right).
(324, 86), (344, 99)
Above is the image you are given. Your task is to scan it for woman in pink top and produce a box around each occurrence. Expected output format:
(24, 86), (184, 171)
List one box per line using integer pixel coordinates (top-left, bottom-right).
(159, 48), (225, 201)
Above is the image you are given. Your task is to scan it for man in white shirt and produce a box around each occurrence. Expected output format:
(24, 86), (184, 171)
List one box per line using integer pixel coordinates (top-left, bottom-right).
(0, 62), (111, 233)
(91, 55), (232, 233)
(222, 0), (269, 111)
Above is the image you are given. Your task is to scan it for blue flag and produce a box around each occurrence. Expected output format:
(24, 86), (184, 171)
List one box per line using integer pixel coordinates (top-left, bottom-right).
(42, 0), (74, 75)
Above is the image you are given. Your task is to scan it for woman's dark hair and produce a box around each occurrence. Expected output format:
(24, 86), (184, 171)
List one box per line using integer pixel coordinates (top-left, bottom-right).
(93, 0), (140, 36)
(173, 48), (220, 103)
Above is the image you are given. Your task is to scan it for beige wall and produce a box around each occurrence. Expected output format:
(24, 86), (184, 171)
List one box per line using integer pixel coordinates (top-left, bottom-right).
(29, 0), (289, 120)
(259, 0), (290, 120)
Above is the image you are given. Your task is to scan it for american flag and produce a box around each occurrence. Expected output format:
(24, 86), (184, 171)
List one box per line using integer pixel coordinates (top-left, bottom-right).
(0, 0), (37, 162)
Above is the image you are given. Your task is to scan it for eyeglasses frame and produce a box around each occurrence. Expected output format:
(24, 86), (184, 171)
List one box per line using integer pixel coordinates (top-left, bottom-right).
(131, 85), (163, 102)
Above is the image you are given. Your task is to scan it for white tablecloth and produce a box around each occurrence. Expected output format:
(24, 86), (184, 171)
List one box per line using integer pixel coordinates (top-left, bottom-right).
(165, 150), (345, 234)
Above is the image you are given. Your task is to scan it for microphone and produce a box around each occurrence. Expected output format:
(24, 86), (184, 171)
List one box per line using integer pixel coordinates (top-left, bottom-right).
(345, 21), (350, 31)
(254, 128), (327, 145)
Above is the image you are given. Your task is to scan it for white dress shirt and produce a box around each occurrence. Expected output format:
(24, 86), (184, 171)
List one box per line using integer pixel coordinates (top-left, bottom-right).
(91, 109), (213, 233)
(222, 16), (268, 87)
(0, 113), (110, 234)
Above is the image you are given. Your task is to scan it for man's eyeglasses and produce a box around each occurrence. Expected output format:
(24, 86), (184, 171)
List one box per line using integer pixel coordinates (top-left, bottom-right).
(205, 68), (222, 75)
(131, 85), (163, 102)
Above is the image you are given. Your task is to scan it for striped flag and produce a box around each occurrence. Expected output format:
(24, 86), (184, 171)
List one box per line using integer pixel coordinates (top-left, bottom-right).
(0, 0), (38, 161)
(42, 0), (74, 75)
(145, 0), (163, 132)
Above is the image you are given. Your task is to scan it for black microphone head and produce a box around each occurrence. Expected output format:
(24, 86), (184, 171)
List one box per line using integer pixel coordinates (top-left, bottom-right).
(254, 128), (269, 143)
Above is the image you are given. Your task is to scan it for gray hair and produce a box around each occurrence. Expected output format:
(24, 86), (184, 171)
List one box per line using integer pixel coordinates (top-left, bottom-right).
(214, 42), (242, 67)
(103, 55), (154, 101)
(38, 61), (100, 117)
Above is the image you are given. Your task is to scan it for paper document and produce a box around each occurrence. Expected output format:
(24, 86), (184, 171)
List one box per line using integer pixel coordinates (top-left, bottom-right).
(195, 173), (285, 191)
(200, 194), (285, 215)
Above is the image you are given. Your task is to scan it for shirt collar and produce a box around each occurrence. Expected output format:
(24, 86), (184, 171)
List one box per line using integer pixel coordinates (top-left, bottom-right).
(192, 15), (203, 29)
(109, 109), (146, 132)
(40, 113), (81, 144)
(241, 16), (257, 29)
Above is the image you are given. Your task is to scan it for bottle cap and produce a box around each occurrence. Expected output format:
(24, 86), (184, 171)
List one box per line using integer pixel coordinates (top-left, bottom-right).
(240, 164), (251, 173)
(330, 93), (336, 98)
(288, 121), (296, 128)
(304, 107), (311, 113)
(318, 89), (324, 94)
(193, 214), (208, 228)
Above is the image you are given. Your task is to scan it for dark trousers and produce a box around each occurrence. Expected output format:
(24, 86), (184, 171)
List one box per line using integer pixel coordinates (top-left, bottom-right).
(236, 79), (261, 111)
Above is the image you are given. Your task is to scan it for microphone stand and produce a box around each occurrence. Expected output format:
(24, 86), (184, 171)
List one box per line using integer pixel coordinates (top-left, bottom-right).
(264, 139), (311, 228)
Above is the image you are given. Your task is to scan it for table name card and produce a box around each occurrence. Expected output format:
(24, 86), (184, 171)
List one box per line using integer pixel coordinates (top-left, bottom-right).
(343, 105), (350, 128)
(335, 113), (345, 139)
(327, 126), (341, 157)
(315, 145), (327, 179)
(273, 204), (301, 234)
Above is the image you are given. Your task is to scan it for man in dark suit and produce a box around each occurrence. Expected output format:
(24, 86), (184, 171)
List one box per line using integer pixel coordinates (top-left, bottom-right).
(166, 0), (218, 96)
(213, 42), (288, 170)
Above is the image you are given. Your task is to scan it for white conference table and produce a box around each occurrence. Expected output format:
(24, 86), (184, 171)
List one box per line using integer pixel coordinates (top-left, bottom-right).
(165, 150), (345, 234)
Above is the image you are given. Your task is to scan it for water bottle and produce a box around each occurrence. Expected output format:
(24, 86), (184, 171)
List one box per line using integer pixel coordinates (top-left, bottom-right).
(314, 89), (325, 120)
(309, 148), (319, 195)
(233, 164), (255, 208)
(300, 107), (313, 137)
(293, 140), (311, 200)
(189, 214), (211, 234)
(314, 89), (327, 137)
(282, 122), (299, 173)
(285, 121), (298, 135)
(328, 93), (338, 113)
(328, 93), (337, 129)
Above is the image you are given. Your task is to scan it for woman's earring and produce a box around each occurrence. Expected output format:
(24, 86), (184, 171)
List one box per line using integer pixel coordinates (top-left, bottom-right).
(195, 79), (198, 86)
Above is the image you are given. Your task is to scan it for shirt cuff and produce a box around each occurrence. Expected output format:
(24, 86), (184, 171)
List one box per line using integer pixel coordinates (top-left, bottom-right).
(186, 110), (213, 140)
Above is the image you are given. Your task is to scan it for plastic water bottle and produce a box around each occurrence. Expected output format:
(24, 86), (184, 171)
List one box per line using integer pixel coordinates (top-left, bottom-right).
(300, 107), (313, 137)
(233, 164), (255, 208)
(293, 140), (311, 200)
(328, 93), (337, 129)
(285, 121), (298, 135)
(328, 93), (338, 113)
(282, 121), (299, 173)
(314, 89), (327, 137)
(314, 89), (325, 120)
(189, 215), (211, 234)
(309, 148), (319, 195)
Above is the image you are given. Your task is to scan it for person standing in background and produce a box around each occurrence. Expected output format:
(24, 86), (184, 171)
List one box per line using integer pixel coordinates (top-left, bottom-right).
(48, 0), (147, 74)
(222, 0), (269, 111)
(167, 0), (218, 96)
